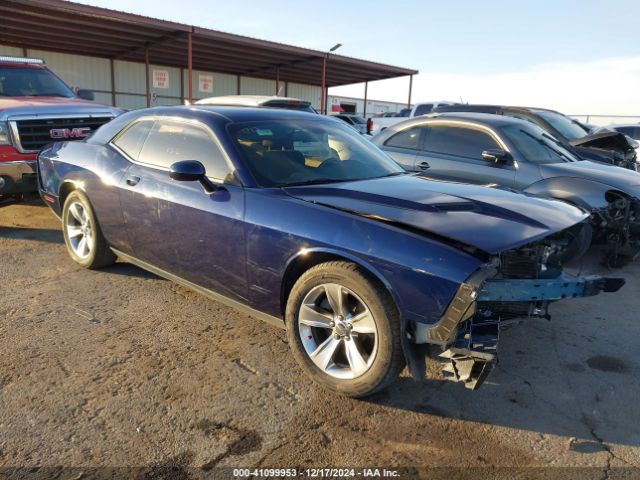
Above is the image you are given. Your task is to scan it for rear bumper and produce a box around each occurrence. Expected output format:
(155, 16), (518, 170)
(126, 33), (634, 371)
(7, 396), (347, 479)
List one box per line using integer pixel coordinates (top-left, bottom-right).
(0, 160), (38, 196)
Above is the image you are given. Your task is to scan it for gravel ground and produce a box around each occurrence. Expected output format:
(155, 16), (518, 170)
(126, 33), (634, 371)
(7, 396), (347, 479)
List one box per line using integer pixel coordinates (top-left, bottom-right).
(1, 202), (639, 480)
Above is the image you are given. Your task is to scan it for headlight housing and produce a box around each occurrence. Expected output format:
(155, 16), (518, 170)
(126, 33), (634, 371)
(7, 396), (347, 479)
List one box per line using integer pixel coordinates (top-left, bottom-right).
(0, 122), (11, 145)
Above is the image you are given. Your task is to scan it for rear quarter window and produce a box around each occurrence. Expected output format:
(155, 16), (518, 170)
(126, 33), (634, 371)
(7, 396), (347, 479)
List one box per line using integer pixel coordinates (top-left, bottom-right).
(112, 120), (154, 161)
(384, 127), (423, 150)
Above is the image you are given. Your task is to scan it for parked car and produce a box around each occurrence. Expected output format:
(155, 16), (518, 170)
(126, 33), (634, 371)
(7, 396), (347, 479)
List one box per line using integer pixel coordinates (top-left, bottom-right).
(433, 104), (638, 170)
(370, 101), (458, 133)
(195, 95), (316, 113)
(332, 114), (367, 135)
(373, 112), (640, 265)
(0, 55), (121, 202)
(38, 106), (623, 395)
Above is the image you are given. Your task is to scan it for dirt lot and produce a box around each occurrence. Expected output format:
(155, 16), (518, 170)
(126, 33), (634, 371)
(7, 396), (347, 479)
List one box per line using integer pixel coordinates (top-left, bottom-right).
(1, 201), (639, 480)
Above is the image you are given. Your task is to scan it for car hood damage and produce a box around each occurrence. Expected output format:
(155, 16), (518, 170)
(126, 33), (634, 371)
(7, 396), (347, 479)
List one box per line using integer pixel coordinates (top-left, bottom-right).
(570, 130), (636, 152)
(284, 174), (588, 254)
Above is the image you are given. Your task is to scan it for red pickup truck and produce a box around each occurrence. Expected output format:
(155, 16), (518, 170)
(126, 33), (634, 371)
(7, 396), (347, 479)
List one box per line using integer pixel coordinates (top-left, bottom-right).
(0, 56), (121, 202)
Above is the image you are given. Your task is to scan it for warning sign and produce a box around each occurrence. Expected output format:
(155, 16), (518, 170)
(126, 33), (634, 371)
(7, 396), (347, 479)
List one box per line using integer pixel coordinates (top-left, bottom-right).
(199, 74), (213, 93)
(153, 69), (169, 89)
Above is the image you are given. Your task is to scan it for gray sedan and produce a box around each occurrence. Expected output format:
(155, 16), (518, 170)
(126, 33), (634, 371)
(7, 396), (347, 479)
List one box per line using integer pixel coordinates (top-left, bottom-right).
(373, 112), (640, 265)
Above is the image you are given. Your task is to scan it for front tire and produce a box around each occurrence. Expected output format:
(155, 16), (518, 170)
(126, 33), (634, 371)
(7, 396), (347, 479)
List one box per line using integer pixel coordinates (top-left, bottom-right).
(62, 190), (116, 269)
(285, 261), (404, 397)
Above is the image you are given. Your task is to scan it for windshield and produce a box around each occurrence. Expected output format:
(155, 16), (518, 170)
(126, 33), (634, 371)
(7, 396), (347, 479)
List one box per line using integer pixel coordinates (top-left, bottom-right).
(534, 110), (588, 141)
(0, 67), (75, 98)
(228, 119), (404, 187)
(502, 124), (579, 164)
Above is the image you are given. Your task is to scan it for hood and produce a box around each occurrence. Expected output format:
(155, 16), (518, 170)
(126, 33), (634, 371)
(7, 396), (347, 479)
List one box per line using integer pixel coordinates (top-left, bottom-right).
(570, 131), (634, 152)
(539, 161), (640, 198)
(283, 175), (588, 254)
(0, 97), (122, 121)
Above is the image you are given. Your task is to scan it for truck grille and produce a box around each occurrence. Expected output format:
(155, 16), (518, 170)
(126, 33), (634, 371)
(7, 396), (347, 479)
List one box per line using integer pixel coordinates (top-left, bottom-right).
(12, 116), (113, 152)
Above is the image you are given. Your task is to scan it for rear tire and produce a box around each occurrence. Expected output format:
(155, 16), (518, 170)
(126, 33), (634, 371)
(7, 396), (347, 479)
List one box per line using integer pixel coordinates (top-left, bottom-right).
(62, 190), (116, 269)
(285, 261), (404, 397)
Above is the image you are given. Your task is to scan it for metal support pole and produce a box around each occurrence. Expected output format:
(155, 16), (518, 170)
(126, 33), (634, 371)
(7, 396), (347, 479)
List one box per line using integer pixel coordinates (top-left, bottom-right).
(275, 67), (280, 96)
(187, 31), (193, 103)
(407, 74), (413, 109)
(22, 46), (28, 57)
(109, 58), (116, 107)
(320, 55), (327, 114)
(363, 81), (368, 118)
(180, 67), (184, 104)
(325, 86), (329, 115)
(237, 75), (241, 95)
(145, 48), (150, 108)
(284, 81), (288, 97)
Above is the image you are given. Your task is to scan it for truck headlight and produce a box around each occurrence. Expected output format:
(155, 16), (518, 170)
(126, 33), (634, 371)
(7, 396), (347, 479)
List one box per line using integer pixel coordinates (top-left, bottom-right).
(0, 122), (11, 145)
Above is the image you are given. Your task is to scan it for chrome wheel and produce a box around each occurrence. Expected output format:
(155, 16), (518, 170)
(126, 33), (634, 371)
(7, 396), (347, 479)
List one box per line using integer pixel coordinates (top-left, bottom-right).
(298, 283), (378, 379)
(65, 201), (93, 259)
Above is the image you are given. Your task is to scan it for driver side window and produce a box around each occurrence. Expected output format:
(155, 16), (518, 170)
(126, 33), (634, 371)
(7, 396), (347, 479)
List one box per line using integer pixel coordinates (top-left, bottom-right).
(137, 119), (232, 181)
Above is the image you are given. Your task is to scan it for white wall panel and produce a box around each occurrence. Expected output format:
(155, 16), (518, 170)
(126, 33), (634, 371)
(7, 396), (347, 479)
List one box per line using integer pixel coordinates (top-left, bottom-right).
(114, 60), (146, 95)
(0, 45), (23, 56)
(240, 76), (276, 96)
(93, 92), (113, 106)
(149, 64), (181, 99)
(115, 94), (146, 110)
(184, 69), (238, 101)
(28, 49), (111, 92)
(288, 83), (322, 109)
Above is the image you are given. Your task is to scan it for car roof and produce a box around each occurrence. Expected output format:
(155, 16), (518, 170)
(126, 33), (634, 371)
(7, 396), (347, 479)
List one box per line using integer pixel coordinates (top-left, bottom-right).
(194, 95), (310, 107)
(434, 103), (563, 115)
(429, 111), (527, 127)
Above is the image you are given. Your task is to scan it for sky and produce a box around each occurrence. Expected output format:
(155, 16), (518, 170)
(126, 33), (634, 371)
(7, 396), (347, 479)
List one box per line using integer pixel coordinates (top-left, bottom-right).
(76, 0), (640, 115)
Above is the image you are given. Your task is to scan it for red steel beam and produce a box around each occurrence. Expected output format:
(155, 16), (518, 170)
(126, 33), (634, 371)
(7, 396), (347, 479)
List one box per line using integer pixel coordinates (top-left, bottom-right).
(145, 48), (151, 107)
(187, 31), (193, 103)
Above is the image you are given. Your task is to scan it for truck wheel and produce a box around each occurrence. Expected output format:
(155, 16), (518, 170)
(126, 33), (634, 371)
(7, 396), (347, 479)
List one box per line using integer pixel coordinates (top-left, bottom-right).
(62, 190), (116, 269)
(285, 261), (404, 397)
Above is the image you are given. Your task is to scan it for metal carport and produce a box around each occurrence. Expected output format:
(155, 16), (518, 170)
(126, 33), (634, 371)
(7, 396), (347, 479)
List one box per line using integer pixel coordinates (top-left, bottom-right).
(0, 0), (418, 113)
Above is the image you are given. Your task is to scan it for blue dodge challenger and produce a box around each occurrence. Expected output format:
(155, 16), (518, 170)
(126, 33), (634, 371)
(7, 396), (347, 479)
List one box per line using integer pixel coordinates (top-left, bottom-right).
(37, 106), (623, 396)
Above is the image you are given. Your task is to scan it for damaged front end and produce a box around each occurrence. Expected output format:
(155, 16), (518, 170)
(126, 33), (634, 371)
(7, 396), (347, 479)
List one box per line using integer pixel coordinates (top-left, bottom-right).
(571, 131), (639, 171)
(592, 191), (640, 266)
(407, 226), (625, 390)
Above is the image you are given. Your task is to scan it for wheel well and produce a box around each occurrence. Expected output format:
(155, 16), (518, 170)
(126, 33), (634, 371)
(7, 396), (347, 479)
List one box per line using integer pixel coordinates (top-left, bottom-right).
(280, 251), (395, 317)
(58, 181), (77, 208)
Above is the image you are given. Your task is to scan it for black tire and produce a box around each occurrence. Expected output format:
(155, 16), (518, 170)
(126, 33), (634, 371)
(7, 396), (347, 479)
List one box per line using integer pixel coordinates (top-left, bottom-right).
(285, 261), (404, 397)
(61, 190), (116, 269)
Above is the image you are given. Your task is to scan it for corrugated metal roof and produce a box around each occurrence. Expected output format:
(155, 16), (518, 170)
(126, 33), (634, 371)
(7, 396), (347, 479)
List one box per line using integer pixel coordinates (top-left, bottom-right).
(0, 0), (418, 87)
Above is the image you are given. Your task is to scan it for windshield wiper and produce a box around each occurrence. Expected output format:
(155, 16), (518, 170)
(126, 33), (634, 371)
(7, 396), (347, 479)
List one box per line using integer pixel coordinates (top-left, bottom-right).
(284, 178), (348, 187)
(520, 129), (575, 163)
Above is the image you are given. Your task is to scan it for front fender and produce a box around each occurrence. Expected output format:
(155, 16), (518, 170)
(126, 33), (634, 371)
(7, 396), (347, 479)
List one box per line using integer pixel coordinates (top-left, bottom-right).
(523, 176), (615, 211)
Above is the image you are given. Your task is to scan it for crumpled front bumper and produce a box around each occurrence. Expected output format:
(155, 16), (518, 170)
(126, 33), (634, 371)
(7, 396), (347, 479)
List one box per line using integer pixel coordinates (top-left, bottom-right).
(0, 160), (38, 196)
(411, 273), (625, 390)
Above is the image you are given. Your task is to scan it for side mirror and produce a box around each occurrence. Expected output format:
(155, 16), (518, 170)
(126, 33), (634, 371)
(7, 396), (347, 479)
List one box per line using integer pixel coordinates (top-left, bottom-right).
(76, 89), (95, 101)
(482, 149), (512, 164)
(170, 160), (205, 181)
(170, 160), (218, 194)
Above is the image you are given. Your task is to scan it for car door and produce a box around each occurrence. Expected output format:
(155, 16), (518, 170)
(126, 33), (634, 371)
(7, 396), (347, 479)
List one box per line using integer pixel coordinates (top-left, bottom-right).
(112, 117), (248, 303)
(379, 125), (425, 170)
(416, 123), (517, 188)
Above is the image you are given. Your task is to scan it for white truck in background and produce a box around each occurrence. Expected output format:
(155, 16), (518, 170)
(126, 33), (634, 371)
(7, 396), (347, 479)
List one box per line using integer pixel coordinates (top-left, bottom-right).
(370, 101), (458, 134)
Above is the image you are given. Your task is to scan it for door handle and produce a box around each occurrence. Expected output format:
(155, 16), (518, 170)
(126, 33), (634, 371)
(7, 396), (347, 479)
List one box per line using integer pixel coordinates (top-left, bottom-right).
(126, 175), (140, 187)
(418, 161), (430, 170)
